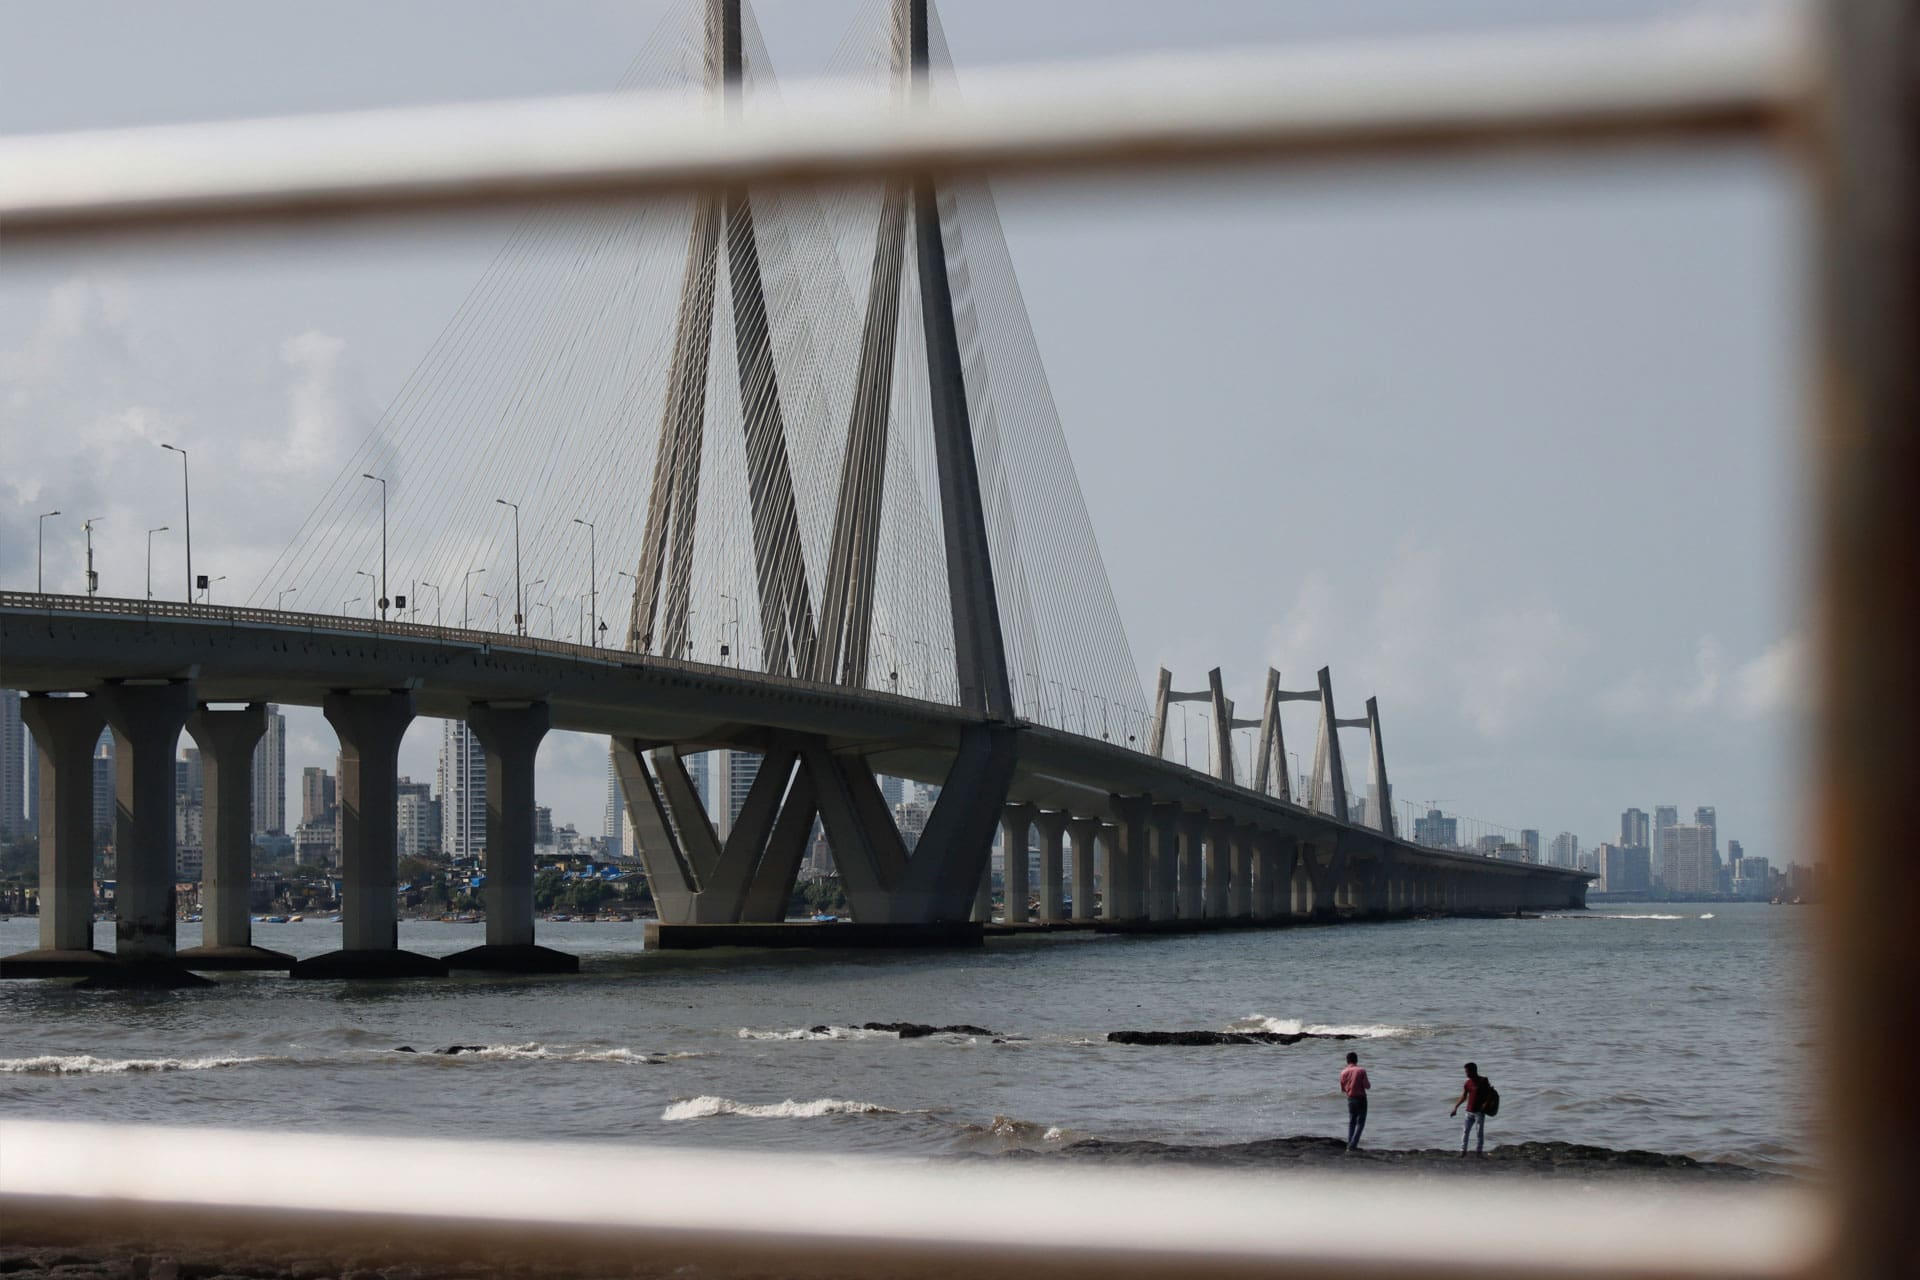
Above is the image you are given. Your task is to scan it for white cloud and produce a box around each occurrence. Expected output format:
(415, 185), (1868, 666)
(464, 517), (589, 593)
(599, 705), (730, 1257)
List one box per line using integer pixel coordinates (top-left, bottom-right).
(1731, 632), (1808, 719)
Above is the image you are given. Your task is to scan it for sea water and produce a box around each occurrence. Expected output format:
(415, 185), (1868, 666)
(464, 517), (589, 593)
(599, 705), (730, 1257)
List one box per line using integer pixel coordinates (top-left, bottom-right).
(0, 902), (1813, 1172)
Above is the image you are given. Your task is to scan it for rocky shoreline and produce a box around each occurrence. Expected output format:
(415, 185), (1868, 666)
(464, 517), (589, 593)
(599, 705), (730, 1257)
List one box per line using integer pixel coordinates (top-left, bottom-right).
(999, 1134), (1779, 1180)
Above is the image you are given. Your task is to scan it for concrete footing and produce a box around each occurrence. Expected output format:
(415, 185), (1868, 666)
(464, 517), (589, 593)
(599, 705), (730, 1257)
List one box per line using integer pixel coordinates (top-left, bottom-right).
(289, 948), (450, 980)
(74, 962), (214, 990)
(0, 948), (115, 979)
(645, 921), (983, 950)
(443, 944), (579, 974)
(175, 944), (297, 972)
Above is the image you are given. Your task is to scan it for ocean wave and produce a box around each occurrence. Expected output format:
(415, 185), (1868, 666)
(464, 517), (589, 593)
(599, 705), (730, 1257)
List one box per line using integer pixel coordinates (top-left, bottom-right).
(662, 1095), (904, 1121)
(736, 1025), (897, 1042)
(396, 1042), (699, 1064)
(1229, 1015), (1420, 1040)
(0, 1054), (270, 1076)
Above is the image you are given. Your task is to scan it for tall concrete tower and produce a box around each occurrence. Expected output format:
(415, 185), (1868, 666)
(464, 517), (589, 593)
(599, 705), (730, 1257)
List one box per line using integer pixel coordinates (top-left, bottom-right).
(438, 719), (487, 860)
(0, 689), (23, 841)
(250, 706), (287, 836)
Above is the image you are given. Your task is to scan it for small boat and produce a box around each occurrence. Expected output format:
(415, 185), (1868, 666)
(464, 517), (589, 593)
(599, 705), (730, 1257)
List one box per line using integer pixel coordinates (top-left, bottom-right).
(262, 915), (290, 924)
(288, 914), (305, 922)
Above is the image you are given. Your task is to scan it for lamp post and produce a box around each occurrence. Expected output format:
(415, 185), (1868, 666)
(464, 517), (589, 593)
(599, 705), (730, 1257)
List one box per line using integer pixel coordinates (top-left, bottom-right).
(354, 570), (377, 615)
(344, 597), (361, 616)
(159, 442), (191, 602)
(721, 592), (738, 665)
(615, 570), (638, 648)
(524, 579), (546, 636)
(481, 591), (500, 631)
(201, 575), (226, 604)
(145, 526), (169, 600)
(463, 567), (485, 630)
(494, 498), (522, 635)
(420, 580), (442, 627)
(361, 473), (388, 618)
(571, 517), (596, 647)
(277, 587), (298, 611)
(36, 509), (60, 593)
(83, 516), (104, 596)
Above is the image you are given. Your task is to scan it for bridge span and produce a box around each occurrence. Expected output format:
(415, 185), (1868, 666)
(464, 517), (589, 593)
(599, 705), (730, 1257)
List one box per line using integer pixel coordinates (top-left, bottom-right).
(1, 593), (1586, 982)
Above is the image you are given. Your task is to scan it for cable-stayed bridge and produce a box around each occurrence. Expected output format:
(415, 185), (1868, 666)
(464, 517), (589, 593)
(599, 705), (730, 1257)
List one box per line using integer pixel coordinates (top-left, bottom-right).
(0, 0), (1586, 982)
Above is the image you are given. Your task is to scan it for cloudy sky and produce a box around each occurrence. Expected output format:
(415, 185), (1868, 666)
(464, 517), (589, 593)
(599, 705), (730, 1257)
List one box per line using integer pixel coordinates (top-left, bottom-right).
(1, 0), (1805, 860)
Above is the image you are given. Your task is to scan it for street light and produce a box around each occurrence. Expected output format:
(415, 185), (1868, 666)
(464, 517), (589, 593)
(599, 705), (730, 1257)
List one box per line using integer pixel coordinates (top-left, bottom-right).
(36, 509), (60, 593)
(82, 516), (104, 596)
(419, 580), (442, 627)
(201, 574), (226, 604)
(361, 473), (389, 618)
(571, 517), (597, 647)
(615, 569), (638, 648)
(462, 567), (485, 629)
(145, 526), (169, 600)
(481, 591), (501, 630)
(494, 498), (522, 635)
(354, 569), (377, 615)
(277, 587), (298, 611)
(159, 442), (191, 602)
(344, 597), (361, 615)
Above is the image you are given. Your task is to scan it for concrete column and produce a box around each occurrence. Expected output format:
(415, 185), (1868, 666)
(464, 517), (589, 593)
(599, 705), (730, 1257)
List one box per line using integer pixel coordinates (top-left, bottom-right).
(181, 703), (292, 970)
(1227, 826), (1252, 919)
(1035, 811), (1066, 921)
(1105, 798), (1150, 921)
(1203, 819), (1232, 918)
(449, 701), (575, 972)
(1000, 806), (1030, 923)
(98, 679), (196, 972)
(2, 694), (110, 978)
(1068, 819), (1100, 920)
(1177, 812), (1205, 919)
(1148, 803), (1181, 921)
(1268, 833), (1299, 921)
(973, 859), (992, 922)
(295, 690), (444, 978)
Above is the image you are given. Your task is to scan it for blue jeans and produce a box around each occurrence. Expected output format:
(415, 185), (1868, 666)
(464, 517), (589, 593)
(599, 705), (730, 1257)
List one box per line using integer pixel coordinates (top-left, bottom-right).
(1462, 1110), (1486, 1153)
(1346, 1096), (1367, 1150)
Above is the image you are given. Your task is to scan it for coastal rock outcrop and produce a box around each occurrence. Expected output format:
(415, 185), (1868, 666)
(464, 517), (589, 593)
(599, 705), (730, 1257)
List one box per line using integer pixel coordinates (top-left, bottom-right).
(1106, 1030), (1359, 1046)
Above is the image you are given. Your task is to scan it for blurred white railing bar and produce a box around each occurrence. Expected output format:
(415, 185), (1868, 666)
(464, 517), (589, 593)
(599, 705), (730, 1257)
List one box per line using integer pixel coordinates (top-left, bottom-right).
(0, 12), (1802, 240)
(0, 1120), (1826, 1280)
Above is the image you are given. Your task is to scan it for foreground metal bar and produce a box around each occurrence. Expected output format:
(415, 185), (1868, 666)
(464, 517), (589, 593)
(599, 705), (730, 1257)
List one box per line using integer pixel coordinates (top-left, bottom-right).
(1816, 1), (1920, 1272)
(0, 1121), (1824, 1280)
(0, 13), (1799, 240)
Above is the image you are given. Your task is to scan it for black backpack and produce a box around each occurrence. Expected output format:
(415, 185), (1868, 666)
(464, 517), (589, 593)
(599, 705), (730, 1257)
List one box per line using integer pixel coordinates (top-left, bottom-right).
(1479, 1077), (1500, 1117)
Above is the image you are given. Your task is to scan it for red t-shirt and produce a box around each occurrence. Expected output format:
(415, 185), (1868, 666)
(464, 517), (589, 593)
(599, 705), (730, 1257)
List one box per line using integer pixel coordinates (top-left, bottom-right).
(1463, 1076), (1484, 1113)
(1340, 1065), (1370, 1098)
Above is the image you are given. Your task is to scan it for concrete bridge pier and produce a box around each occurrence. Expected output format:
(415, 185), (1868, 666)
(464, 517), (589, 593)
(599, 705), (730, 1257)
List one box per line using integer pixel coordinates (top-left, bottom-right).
(448, 701), (576, 973)
(294, 690), (446, 979)
(1104, 798), (1149, 921)
(1068, 818), (1100, 920)
(99, 679), (202, 985)
(999, 806), (1031, 923)
(1268, 833), (1299, 921)
(1035, 811), (1066, 921)
(1249, 832), (1279, 920)
(1202, 818), (1232, 918)
(973, 861), (993, 922)
(1147, 803), (1181, 921)
(1226, 826), (1251, 918)
(179, 703), (294, 972)
(0, 694), (111, 979)
(1301, 841), (1341, 918)
(1167, 817), (1198, 917)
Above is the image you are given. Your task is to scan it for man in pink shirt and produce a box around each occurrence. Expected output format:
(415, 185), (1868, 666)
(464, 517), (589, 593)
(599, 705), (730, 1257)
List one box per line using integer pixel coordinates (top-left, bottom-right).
(1339, 1051), (1371, 1151)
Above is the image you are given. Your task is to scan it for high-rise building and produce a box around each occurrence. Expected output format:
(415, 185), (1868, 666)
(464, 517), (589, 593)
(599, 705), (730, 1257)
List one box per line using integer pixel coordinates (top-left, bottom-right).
(251, 706), (287, 835)
(0, 689), (25, 841)
(710, 750), (758, 840)
(1597, 843), (1652, 893)
(1732, 855), (1772, 899)
(1520, 829), (1540, 862)
(439, 720), (487, 860)
(1548, 831), (1580, 868)
(534, 805), (554, 847)
(25, 732), (39, 837)
(396, 776), (438, 859)
(603, 741), (624, 859)
(300, 766), (335, 828)
(1727, 838), (1745, 865)
(1694, 806), (1718, 854)
(1651, 805), (1678, 877)
(1413, 808), (1457, 848)
(1659, 823), (1717, 895)
(1620, 807), (1651, 848)
(91, 729), (115, 852)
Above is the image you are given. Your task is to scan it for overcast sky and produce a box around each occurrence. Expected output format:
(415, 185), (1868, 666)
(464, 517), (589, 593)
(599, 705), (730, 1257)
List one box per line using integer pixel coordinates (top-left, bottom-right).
(0, 0), (1806, 860)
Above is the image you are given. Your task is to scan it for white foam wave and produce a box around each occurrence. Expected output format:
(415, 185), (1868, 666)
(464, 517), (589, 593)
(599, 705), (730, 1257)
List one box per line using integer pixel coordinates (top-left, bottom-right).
(0, 1054), (268, 1076)
(420, 1042), (695, 1064)
(662, 1095), (903, 1121)
(1229, 1015), (1419, 1040)
(1604, 913), (1686, 921)
(1698, 913), (1716, 920)
(736, 1025), (895, 1042)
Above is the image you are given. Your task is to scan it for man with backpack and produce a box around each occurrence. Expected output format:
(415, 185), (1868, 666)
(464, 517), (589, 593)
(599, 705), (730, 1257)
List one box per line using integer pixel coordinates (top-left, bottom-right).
(1449, 1061), (1498, 1154)
(1339, 1051), (1371, 1151)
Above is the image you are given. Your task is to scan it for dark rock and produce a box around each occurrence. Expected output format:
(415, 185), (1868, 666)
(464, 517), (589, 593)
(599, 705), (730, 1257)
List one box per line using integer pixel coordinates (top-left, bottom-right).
(860, 1022), (996, 1038)
(808, 1025), (832, 1034)
(1106, 1029), (1357, 1046)
(431, 1046), (487, 1056)
(393, 1046), (416, 1053)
